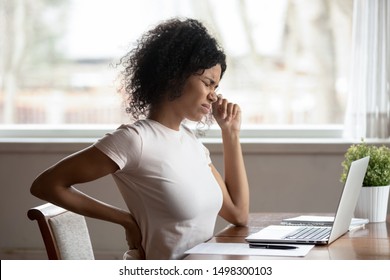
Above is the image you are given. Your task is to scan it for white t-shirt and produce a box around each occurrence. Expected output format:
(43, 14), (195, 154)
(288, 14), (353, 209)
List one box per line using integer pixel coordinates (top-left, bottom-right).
(94, 119), (223, 259)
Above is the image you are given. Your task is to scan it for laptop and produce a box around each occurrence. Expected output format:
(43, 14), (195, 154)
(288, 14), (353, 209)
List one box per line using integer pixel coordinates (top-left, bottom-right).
(246, 156), (369, 246)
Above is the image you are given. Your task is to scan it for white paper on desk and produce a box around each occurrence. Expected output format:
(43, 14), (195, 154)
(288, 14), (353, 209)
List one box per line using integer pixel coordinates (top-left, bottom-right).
(185, 243), (314, 257)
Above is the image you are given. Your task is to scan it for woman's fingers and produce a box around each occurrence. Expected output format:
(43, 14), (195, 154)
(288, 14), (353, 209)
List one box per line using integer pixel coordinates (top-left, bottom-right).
(213, 94), (227, 119)
(213, 95), (240, 121)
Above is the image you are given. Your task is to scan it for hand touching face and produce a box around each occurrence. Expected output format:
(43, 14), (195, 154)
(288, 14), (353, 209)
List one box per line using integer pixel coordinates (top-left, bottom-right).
(212, 94), (242, 133)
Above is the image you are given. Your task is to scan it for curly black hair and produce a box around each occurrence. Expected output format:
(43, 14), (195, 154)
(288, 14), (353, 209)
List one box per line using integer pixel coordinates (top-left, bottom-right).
(117, 17), (227, 120)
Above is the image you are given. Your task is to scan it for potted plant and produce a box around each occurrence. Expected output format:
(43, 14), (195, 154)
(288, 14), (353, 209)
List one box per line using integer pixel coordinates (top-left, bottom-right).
(341, 142), (390, 222)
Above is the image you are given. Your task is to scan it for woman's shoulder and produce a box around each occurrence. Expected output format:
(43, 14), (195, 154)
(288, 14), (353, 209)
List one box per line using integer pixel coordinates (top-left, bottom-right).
(116, 120), (151, 133)
(118, 120), (198, 140)
(114, 119), (164, 139)
(109, 123), (139, 137)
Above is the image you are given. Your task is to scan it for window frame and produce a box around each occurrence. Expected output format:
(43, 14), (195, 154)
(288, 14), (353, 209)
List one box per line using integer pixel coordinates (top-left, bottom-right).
(0, 124), (344, 142)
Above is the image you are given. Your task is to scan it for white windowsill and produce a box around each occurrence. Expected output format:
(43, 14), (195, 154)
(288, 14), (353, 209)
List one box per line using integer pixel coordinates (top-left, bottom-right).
(0, 125), (389, 154)
(1, 137), (389, 155)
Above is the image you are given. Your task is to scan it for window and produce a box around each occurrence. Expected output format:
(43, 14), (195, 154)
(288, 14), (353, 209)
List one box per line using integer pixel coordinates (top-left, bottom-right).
(0, 0), (353, 137)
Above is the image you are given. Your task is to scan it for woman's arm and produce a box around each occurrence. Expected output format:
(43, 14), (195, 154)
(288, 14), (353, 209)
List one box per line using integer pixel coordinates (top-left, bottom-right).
(211, 95), (250, 226)
(30, 146), (142, 251)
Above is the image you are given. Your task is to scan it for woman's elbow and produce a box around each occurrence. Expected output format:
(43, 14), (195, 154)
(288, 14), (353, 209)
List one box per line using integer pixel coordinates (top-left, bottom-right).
(229, 210), (249, 227)
(233, 213), (249, 227)
(30, 171), (57, 200)
(30, 176), (46, 199)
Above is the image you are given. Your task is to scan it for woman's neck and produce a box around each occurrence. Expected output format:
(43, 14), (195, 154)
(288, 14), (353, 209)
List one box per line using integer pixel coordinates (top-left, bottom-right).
(147, 103), (183, 131)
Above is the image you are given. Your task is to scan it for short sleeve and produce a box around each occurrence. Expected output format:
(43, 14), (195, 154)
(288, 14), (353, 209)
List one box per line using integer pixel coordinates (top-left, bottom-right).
(94, 124), (142, 170)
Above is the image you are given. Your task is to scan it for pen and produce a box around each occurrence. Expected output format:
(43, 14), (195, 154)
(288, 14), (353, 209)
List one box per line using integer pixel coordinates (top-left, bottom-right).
(249, 244), (298, 250)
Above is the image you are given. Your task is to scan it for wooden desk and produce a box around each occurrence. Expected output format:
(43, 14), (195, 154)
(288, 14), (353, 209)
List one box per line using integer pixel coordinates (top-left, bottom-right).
(185, 213), (390, 260)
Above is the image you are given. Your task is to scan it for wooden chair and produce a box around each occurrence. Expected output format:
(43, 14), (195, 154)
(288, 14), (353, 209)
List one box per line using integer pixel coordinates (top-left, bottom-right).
(27, 203), (95, 260)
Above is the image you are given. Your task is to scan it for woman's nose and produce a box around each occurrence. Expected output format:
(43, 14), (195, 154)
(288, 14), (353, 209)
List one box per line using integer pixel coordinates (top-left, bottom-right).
(208, 92), (218, 103)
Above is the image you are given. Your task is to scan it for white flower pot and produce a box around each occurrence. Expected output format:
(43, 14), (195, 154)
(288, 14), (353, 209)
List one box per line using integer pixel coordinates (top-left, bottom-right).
(354, 185), (390, 223)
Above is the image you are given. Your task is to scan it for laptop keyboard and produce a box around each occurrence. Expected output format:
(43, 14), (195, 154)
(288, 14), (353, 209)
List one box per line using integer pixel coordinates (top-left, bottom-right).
(284, 227), (331, 240)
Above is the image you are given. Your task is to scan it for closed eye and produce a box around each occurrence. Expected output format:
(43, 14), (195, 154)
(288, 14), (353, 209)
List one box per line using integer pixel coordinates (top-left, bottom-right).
(202, 79), (219, 91)
(202, 80), (211, 87)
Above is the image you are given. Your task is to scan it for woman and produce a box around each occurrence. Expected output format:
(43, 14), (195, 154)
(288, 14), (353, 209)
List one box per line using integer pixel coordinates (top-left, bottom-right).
(30, 18), (249, 260)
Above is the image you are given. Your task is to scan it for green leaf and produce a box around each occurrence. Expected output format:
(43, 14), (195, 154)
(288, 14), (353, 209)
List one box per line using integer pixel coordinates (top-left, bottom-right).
(340, 142), (390, 186)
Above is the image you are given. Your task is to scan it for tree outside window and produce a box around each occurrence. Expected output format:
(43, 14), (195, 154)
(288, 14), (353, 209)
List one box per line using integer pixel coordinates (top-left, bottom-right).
(0, 0), (353, 128)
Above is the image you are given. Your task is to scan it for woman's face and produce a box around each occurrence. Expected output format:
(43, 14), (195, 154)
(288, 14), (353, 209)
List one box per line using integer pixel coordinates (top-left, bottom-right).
(173, 64), (221, 122)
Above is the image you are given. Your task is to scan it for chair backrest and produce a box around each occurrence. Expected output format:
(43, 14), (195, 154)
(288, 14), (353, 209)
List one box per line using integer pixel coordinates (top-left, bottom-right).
(27, 203), (95, 260)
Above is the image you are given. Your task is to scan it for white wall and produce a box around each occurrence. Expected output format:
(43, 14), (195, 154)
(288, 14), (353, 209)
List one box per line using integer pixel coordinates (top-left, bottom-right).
(1, 140), (388, 259)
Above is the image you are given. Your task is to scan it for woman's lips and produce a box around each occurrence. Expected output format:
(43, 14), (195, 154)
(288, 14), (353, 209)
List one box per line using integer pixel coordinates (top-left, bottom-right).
(201, 104), (211, 114)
